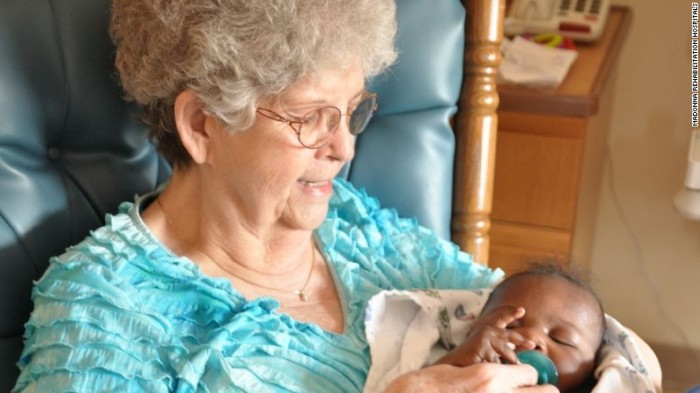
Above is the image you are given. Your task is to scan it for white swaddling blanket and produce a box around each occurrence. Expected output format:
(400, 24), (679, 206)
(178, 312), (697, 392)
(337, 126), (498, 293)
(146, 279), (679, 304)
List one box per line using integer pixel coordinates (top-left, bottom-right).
(363, 289), (657, 393)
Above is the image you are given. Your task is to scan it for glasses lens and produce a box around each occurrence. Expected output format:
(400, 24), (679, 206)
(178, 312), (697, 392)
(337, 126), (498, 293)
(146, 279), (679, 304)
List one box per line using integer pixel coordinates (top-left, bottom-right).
(349, 95), (377, 135)
(298, 107), (341, 148)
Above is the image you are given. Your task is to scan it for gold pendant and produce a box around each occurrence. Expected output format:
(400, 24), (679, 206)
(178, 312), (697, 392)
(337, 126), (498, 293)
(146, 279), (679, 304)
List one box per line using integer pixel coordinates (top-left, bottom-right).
(295, 289), (308, 302)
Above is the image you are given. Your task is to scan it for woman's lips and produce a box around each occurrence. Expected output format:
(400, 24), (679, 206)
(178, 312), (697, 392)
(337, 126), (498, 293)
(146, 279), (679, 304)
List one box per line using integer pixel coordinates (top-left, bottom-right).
(298, 179), (333, 197)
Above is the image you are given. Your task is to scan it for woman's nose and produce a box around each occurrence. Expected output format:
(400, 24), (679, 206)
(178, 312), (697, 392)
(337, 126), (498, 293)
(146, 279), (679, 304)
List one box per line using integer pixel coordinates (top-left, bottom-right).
(322, 121), (356, 162)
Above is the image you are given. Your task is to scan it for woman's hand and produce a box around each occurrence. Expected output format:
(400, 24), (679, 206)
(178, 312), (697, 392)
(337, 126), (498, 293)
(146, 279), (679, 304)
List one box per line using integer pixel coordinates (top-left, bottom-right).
(435, 305), (536, 367)
(383, 363), (559, 393)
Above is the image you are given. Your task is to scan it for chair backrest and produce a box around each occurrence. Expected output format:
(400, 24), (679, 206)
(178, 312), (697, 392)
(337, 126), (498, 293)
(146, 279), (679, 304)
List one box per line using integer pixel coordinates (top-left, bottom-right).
(0, 0), (170, 389)
(347, 1), (465, 240)
(0, 0), (468, 390)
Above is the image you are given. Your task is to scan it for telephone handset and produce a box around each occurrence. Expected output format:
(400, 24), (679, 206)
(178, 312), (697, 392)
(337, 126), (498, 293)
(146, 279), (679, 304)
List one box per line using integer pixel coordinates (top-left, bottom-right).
(504, 0), (611, 42)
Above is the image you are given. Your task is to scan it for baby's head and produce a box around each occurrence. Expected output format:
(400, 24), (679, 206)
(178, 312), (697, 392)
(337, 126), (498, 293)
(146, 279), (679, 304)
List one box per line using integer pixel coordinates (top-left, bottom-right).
(482, 262), (605, 392)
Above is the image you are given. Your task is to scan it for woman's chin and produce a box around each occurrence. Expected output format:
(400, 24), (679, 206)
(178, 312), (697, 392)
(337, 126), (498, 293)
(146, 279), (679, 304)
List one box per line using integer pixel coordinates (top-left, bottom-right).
(283, 209), (329, 231)
(278, 181), (334, 230)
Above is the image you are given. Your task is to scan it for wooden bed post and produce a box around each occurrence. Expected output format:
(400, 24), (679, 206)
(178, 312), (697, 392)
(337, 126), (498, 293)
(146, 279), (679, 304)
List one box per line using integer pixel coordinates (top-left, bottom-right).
(452, 0), (504, 265)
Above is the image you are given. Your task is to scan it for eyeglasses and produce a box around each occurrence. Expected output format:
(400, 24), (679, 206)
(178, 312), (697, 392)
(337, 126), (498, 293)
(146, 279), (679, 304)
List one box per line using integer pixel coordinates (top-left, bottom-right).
(256, 93), (378, 149)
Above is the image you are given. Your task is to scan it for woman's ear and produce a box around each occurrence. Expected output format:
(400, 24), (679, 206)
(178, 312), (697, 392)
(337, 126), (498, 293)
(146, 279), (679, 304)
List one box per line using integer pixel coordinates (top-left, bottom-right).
(174, 90), (210, 164)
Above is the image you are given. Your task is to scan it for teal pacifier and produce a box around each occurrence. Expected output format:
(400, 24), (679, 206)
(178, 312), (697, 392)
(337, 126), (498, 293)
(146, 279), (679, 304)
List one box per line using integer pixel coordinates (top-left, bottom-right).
(517, 350), (559, 386)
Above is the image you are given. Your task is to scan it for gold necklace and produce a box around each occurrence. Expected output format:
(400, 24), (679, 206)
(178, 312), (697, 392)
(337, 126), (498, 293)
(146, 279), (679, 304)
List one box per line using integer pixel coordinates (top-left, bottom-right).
(155, 197), (316, 302)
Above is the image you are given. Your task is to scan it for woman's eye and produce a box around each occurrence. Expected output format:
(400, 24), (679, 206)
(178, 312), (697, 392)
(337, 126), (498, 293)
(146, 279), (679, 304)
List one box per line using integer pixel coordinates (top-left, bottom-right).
(302, 111), (320, 123)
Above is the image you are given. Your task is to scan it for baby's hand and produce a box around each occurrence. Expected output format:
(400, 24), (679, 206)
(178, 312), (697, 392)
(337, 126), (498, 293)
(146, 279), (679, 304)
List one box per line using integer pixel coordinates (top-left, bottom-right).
(435, 305), (536, 367)
(472, 305), (527, 330)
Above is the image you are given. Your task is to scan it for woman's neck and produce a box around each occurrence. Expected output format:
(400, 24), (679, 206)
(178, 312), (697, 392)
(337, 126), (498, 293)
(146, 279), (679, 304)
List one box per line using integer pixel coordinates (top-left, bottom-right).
(145, 168), (316, 285)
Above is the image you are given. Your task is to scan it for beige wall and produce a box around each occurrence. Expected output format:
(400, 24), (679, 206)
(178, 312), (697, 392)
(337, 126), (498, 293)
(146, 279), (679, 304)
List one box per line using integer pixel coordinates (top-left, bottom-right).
(591, 0), (700, 353)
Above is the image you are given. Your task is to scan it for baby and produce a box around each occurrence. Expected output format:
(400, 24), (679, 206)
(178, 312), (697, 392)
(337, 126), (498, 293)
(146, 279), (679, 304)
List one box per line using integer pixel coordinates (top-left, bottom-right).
(435, 262), (606, 392)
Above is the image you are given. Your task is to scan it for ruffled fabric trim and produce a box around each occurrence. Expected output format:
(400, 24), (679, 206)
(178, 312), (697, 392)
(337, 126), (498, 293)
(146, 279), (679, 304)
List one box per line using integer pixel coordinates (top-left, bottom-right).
(320, 179), (503, 343)
(14, 179), (501, 393)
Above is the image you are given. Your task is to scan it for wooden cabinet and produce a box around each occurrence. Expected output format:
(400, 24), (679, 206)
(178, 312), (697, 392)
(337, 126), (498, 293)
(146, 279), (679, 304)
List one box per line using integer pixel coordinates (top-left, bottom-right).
(488, 7), (630, 274)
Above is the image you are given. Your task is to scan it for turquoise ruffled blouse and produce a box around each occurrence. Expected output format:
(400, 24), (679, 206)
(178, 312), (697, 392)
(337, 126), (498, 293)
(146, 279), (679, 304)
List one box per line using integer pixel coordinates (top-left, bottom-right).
(14, 179), (502, 393)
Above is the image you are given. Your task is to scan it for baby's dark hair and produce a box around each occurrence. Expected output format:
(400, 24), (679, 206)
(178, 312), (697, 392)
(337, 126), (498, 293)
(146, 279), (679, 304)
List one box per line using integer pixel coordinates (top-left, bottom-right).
(486, 260), (606, 344)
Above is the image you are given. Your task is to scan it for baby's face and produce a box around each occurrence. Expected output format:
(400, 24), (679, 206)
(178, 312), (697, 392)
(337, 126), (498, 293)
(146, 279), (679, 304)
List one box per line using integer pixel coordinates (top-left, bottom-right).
(483, 275), (604, 392)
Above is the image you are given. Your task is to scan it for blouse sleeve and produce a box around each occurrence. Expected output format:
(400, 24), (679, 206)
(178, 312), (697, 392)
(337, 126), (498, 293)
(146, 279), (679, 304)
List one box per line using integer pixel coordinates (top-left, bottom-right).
(13, 240), (174, 393)
(326, 179), (504, 292)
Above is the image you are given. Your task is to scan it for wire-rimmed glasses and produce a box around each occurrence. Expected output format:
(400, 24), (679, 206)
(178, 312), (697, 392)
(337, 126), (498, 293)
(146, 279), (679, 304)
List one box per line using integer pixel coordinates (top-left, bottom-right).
(256, 93), (378, 149)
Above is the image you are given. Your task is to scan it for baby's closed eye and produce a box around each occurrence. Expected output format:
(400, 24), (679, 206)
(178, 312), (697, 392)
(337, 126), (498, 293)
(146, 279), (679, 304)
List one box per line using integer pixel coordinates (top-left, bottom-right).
(549, 328), (579, 348)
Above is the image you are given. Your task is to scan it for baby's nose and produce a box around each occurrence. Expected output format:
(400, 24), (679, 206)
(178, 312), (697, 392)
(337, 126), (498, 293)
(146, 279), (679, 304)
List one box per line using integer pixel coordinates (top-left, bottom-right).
(518, 328), (548, 354)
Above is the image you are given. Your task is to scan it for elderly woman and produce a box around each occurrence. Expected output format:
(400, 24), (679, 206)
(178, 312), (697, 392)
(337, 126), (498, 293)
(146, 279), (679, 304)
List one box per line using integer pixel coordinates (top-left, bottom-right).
(13, 1), (565, 392)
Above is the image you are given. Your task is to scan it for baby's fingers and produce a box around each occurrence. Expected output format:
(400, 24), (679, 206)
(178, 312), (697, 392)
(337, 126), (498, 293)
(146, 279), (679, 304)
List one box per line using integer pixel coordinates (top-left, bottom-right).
(478, 305), (526, 329)
(494, 337), (520, 364)
(492, 330), (534, 364)
(507, 330), (537, 352)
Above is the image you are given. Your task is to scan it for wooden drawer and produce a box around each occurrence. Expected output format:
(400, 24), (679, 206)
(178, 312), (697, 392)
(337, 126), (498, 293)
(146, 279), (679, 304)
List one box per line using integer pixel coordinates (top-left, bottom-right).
(489, 220), (572, 274)
(492, 112), (586, 230)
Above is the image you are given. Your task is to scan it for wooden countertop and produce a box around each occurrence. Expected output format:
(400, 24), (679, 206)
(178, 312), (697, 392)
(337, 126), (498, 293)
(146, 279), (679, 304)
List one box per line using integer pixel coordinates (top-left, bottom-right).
(497, 6), (631, 117)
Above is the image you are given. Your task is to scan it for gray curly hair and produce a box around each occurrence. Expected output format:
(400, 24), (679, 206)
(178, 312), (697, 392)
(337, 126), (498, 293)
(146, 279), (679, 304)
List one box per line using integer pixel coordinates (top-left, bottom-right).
(109, 0), (398, 167)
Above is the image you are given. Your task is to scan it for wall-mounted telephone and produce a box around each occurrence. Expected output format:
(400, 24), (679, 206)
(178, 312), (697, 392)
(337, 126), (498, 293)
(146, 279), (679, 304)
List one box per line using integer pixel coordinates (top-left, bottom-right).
(505, 0), (611, 42)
